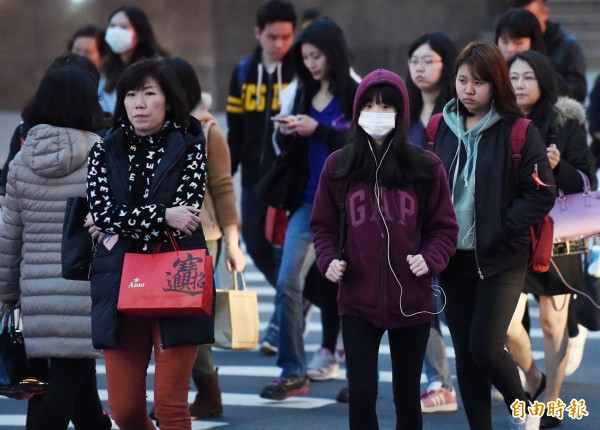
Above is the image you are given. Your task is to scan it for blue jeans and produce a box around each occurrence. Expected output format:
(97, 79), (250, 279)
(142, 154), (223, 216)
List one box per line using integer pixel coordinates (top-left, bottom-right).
(241, 184), (282, 335)
(275, 204), (316, 378)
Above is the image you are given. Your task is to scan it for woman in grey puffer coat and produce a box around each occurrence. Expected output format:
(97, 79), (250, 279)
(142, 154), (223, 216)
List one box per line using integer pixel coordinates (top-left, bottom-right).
(0, 55), (111, 430)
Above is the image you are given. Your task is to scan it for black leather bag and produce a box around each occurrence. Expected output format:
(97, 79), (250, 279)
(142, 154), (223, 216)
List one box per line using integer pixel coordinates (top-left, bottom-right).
(0, 305), (27, 387)
(0, 304), (48, 397)
(61, 197), (95, 281)
(256, 142), (308, 211)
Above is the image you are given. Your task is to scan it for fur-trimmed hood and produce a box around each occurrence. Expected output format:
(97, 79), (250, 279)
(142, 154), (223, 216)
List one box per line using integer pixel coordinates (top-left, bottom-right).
(554, 96), (586, 128)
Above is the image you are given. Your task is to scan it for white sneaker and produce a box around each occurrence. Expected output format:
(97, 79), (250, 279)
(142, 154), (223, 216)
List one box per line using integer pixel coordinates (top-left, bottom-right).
(565, 325), (588, 376)
(508, 414), (540, 430)
(306, 347), (339, 381)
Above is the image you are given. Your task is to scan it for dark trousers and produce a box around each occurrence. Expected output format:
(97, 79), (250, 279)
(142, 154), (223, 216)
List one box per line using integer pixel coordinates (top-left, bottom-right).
(32, 358), (109, 430)
(241, 184), (281, 286)
(342, 315), (430, 430)
(304, 264), (339, 352)
(440, 250), (529, 430)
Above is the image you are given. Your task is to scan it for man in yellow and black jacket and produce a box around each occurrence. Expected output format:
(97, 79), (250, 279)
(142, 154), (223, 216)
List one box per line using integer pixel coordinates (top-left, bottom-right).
(226, 0), (296, 354)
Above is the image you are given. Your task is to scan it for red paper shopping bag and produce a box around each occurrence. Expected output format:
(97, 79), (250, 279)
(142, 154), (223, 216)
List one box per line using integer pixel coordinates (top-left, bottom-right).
(118, 240), (213, 317)
(265, 206), (288, 246)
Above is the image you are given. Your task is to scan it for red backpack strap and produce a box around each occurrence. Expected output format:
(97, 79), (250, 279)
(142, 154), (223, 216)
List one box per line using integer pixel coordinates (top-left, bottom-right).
(425, 113), (444, 151)
(509, 118), (531, 174)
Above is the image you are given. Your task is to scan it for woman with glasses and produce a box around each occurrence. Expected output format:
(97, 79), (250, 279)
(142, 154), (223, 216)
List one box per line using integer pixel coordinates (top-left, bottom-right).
(405, 33), (461, 415)
(406, 33), (458, 148)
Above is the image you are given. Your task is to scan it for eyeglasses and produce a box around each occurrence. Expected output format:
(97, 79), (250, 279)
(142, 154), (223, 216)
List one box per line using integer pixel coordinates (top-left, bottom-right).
(407, 58), (443, 68)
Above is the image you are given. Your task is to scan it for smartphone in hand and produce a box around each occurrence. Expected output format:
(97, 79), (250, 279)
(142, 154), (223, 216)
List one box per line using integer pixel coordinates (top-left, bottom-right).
(271, 115), (295, 124)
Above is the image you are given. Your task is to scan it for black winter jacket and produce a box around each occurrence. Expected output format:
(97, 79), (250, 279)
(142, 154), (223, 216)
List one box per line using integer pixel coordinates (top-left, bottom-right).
(545, 21), (587, 103)
(226, 46), (296, 186)
(88, 121), (214, 350)
(534, 97), (593, 192)
(433, 119), (556, 279)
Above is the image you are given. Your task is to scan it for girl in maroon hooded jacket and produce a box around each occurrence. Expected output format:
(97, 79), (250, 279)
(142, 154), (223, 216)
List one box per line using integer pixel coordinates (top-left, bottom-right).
(310, 69), (458, 430)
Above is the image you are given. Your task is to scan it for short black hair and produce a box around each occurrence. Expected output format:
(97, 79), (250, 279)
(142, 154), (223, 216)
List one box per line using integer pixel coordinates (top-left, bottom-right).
(256, 0), (297, 30)
(113, 58), (189, 128)
(22, 58), (103, 131)
(495, 8), (546, 54)
(167, 57), (202, 113)
(50, 52), (100, 87)
(510, 0), (546, 7)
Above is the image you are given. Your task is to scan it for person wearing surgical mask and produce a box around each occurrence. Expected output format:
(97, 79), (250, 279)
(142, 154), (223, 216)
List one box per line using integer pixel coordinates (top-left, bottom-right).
(99, 5), (168, 113)
(310, 69), (458, 429)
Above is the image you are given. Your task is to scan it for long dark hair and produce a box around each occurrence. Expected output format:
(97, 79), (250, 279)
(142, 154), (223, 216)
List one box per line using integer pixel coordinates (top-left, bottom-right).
(22, 55), (104, 131)
(508, 50), (557, 127)
(454, 41), (522, 122)
(407, 32), (458, 127)
(293, 17), (354, 117)
(103, 6), (168, 93)
(495, 8), (546, 55)
(338, 84), (436, 187)
(113, 59), (189, 129)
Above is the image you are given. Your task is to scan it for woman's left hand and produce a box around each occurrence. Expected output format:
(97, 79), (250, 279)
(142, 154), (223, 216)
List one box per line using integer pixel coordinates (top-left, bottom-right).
(407, 254), (430, 277)
(84, 212), (101, 239)
(293, 114), (318, 137)
(225, 243), (246, 273)
(547, 144), (561, 169)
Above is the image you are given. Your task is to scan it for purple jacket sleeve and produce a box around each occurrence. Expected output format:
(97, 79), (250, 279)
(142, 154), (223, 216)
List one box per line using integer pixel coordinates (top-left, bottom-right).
(310, 152), (343, 276)
(419, 160), (459, 277)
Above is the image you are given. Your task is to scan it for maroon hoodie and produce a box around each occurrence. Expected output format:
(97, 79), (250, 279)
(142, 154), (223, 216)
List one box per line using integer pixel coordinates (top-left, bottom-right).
(310, 69), (458, 329)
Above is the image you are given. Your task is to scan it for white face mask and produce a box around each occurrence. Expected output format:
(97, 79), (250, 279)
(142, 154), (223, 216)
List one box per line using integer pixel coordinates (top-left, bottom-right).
(358, 111), (396, 140)
(105, 27), (136, 54)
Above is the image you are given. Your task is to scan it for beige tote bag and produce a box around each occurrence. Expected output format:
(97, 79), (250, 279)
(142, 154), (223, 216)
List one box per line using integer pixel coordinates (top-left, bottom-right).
(213, 271), (259, 350)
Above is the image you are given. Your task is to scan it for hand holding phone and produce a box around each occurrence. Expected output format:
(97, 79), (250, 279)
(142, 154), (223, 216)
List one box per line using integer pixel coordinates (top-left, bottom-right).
(271, 115), (295, 124)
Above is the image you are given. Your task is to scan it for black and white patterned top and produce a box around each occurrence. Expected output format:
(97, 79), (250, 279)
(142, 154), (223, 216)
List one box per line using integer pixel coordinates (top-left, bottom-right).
(87, 121), (206, 242)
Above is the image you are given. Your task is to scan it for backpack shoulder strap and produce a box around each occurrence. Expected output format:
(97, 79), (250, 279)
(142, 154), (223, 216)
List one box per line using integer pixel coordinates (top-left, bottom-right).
(509, 118), (531, 174)
(335, 148), (351, 259)
(236, 57), (252, 94)
(425, 113), (444, 151)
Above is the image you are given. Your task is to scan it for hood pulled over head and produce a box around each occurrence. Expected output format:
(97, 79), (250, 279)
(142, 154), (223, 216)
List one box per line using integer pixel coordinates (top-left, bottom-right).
(352, 69), (410, 132)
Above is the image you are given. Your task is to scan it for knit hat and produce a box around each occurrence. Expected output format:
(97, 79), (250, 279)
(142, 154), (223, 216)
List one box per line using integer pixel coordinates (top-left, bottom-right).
(352, 68), (410, 132)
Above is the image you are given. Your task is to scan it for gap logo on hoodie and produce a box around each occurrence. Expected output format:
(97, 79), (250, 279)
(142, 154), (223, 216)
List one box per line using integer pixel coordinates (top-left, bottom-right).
(348, 188), (417, 227)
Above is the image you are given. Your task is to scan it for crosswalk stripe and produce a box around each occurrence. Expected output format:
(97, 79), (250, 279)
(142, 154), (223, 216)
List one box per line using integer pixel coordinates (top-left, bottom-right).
(0, 389), (337, 411)
(0, 415), (226, 429)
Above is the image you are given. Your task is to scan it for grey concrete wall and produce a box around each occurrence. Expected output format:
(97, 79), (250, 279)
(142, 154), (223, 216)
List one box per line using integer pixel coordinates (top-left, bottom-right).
(0, 0), (507, 111)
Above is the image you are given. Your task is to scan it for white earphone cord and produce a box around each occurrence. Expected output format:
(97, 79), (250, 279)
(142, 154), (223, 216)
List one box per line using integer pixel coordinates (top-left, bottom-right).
(367, 137), (446, 317)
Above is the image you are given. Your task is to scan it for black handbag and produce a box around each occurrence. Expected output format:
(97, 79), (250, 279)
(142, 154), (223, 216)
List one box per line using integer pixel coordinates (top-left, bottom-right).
(61, 197), (95, 281)
(256, 142), (308, 211)
(0, 304), (27, 387)
(0, 305), (48, 397)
